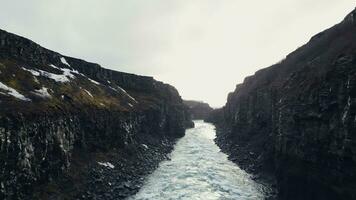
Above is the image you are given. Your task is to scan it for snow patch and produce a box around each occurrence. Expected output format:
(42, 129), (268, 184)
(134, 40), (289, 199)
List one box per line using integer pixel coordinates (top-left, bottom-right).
(22, 66), (73, 83)
(118, 87), (138, 103)
(22, 67), (40, 76)
(42, 64), (112, 89)
(84, 89), (93, 98)
(41, 70), (71, 83)
(127, 94), (138, 103)
(32, 87), (51, 98)
(49, 64), (76, 79)
(98, 162), (115, 169)
(141, 144), (149, 150)
(0, 82), (31, 101)
(88, 78), (100, 85)
(60, 57), (71, 67)
(128, 103), (133, 107)
(60, 68), (76, 79)
(49, 64), (61, 70)
(110, 86), (138, 103)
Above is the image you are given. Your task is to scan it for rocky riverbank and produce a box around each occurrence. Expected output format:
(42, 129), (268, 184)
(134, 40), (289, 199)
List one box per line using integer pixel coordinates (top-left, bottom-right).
(0, 29), (192, 199)
(209, 8), (356, 200)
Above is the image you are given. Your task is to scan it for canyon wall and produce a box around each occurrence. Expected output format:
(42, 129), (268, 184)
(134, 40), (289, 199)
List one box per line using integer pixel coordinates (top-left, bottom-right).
(0, 29), (192, 199)
(212, 8), (356, 200)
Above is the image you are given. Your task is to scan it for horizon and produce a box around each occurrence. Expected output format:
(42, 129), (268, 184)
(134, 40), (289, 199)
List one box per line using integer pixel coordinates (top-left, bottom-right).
(1, 1), (355, 107)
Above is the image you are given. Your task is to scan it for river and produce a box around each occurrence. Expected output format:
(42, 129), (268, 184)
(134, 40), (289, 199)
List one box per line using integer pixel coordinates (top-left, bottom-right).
(128, 120), (267, 200)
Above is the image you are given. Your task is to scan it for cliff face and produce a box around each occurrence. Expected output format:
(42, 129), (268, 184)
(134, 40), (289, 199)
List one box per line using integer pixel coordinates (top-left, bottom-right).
(183, 100), (213, 120)
(213, 8), (356, 200)
(0, 29), (192, 199)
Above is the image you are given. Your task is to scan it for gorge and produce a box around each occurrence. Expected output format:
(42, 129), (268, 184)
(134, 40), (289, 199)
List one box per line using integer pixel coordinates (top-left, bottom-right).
(0, 6), (356, 200)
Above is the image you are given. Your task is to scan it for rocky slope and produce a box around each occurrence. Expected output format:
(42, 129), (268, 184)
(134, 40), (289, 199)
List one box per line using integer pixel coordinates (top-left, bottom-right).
(0, 29), (192, 199)
(183, 100), (213, 120)
(211, 8), (356, 200)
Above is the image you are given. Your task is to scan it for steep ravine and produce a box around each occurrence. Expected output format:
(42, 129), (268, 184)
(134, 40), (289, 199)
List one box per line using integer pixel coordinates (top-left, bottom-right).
(209, 8), (356, 200)
(0, 29), (192, 199)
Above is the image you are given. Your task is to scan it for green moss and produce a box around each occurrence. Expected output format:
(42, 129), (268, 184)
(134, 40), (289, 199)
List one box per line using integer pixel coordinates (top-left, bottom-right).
(8, 79), (21, 89)
(0, 59), (148, 113)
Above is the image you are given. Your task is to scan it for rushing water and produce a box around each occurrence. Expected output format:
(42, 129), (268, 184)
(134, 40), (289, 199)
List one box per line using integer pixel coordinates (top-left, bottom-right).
(129, 121), (266, 200)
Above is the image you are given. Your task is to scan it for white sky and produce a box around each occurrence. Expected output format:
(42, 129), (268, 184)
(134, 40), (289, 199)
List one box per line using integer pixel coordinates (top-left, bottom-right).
(0, 1), (355, 107)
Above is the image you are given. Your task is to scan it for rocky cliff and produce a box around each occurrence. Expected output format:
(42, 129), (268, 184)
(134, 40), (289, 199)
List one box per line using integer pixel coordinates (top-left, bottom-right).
(0, 29), (192, 199)
(183, 100), (213, 120)
(212, 8), (356, 200)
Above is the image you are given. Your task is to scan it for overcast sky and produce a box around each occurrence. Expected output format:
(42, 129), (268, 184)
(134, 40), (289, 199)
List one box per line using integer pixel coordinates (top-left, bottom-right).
(0, 1), (355, 107)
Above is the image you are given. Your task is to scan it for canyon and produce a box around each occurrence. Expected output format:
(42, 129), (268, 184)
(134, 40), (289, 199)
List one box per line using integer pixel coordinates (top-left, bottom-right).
(1, 7), (356, 200)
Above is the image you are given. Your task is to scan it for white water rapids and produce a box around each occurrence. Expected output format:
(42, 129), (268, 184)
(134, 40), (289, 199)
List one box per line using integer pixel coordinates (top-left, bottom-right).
(129, 120), (267, 200)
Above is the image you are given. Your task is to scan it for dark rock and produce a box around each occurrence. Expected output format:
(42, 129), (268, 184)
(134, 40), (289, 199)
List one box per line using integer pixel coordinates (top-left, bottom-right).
(211, 7), (356, 200)
(183, 100), (213, 120)
(0, 29), (193, 199)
